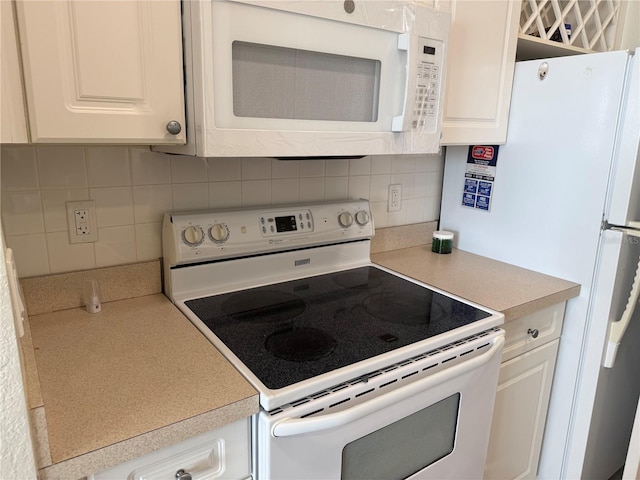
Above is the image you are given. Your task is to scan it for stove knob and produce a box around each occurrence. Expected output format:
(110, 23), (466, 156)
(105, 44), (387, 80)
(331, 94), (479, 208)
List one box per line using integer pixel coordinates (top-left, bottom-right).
(182, 226), (204, 247)
(355, 210), (370, 226)
(209, 223), (229, 243)
(338, 211), (353, 228)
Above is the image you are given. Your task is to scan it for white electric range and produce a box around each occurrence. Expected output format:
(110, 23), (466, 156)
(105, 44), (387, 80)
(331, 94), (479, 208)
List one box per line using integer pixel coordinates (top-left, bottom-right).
(163, 199), (504, 480)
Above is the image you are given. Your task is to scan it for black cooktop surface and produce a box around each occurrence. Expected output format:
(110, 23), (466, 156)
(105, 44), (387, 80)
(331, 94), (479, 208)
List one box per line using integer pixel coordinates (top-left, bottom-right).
(185, 266), (491, 390)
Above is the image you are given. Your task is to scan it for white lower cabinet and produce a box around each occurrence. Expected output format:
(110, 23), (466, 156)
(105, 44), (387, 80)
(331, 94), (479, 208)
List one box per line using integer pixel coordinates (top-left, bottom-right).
(90, 418), (251, 480)
(484, 303), (566, 480)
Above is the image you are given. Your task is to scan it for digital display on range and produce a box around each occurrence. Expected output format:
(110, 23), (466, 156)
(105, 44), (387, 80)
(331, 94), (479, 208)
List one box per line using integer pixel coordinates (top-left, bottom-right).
(275, 215), (297, 232)
(423, 46), (436, 55)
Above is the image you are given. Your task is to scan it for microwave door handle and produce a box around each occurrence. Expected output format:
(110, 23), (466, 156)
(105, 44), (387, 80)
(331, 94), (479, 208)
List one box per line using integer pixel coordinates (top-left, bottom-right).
(603, 247), (640, 368)
(271, 335), (504, 438)
(391, 33), (417, 132)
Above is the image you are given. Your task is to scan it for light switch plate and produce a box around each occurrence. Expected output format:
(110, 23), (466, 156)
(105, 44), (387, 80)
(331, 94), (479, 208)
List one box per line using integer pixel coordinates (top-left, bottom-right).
(66, 200), (98, 243)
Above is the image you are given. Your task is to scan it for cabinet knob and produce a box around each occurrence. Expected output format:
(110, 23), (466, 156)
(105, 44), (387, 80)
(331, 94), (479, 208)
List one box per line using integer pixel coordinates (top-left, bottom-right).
(527, 328), (539, 339)
(166, 120), (182, 135)
(175, 469), (192, 480)
(343, 0), (355, 13)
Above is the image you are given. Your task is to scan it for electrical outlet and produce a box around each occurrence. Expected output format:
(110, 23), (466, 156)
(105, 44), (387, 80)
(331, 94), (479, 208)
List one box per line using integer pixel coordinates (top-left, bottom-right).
(66, 201), (98, 244)
(388, 184), (402, 212)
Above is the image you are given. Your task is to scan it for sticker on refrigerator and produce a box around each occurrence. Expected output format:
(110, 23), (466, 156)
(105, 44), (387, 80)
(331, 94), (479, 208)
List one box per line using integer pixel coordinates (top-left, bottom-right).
(462, 145), (499, 211)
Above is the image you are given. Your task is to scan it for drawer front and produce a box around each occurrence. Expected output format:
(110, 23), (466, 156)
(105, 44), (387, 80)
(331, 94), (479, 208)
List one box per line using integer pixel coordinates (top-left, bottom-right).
(90, 418), (251, 480)
(501, 302), (565, 362)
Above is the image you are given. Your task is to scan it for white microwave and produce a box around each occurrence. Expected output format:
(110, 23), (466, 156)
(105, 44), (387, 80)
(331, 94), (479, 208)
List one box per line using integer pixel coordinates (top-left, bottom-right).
(158, 0), (450, 158)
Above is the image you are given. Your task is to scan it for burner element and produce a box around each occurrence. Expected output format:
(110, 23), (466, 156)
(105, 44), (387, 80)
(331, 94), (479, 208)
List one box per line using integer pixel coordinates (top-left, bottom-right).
(265, 327), (337, 362)
(221, 291), (305, 323)
(363, 292), (443, 326)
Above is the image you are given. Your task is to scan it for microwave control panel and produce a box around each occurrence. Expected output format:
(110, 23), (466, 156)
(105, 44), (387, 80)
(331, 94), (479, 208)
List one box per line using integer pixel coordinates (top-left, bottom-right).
(412, 37), (444, 133)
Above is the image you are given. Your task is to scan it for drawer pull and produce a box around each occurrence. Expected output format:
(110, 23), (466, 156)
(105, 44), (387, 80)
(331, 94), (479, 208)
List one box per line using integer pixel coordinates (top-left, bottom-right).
(527, 328), (539, 339)
(175, 469), (192, 480)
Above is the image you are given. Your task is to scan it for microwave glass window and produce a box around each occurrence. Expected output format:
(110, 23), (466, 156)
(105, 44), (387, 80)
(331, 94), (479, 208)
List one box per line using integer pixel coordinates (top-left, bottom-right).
(341, 393), (460, 480)
(232, 41), (381, 122)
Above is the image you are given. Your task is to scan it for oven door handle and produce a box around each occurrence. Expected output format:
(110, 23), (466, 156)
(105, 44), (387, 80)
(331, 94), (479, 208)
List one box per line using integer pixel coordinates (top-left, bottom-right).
(271, 335), (504, 438)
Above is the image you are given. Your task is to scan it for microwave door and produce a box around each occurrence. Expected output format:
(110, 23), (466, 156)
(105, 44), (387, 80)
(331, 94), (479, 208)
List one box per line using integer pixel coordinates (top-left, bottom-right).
(211, 1), (398, 132)
(212, 1), (447, 134)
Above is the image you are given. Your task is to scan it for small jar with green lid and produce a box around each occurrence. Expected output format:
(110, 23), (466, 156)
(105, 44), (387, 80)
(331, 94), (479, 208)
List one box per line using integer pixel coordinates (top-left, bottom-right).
(432, 230), (454, 254)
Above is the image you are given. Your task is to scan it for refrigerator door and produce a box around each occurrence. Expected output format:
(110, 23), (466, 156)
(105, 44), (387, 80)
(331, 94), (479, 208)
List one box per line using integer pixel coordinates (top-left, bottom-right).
(440, 50), (632, 479)
(582, 229), (640, 479)
(606, 48), (640, 228)
(623, 399), (640, 480)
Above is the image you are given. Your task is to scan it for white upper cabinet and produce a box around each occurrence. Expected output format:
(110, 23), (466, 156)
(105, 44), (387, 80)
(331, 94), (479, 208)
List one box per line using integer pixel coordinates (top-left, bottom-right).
(1, 0), (29, 143)
(439, 0), (521, 145)
(14, 0), (186, 144)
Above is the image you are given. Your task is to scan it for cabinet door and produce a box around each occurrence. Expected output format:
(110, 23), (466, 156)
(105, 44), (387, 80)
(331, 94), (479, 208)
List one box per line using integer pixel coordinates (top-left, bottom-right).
(440, 0), (521, 145)
(15, 0), (186, 144)
(484, 339), (559, 480)
(1, 0), (29, 143)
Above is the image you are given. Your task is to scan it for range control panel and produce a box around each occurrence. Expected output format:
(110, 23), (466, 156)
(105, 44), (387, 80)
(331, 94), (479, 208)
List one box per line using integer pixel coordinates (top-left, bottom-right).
(163, 200), (374, 266)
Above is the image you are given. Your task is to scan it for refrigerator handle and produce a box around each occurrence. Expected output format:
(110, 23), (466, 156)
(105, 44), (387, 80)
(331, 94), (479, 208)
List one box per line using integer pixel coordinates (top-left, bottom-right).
(603, 252), (640, 368)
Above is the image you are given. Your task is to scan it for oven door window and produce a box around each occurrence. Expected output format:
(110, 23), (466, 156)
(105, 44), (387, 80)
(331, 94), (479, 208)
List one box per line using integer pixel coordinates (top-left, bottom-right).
(341, 393), (460, 480)
(232, 41), (381, 123)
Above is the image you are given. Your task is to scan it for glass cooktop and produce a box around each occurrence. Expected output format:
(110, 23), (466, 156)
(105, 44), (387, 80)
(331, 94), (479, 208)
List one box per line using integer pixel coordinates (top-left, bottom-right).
(185, 266), (491, 390)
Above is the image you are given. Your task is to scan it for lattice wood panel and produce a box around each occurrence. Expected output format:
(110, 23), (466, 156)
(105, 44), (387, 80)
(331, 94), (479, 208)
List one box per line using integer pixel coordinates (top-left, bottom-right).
(520, 0), (622, 52)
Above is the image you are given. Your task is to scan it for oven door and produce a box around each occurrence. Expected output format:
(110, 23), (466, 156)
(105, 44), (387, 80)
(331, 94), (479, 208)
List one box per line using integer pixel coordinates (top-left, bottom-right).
(255, 332), (504, 480)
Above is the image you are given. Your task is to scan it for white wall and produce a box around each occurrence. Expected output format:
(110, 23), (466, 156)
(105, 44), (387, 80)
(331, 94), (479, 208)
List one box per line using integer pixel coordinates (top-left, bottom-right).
(0, 146), (444, 277)
(0, 227), (37, 479)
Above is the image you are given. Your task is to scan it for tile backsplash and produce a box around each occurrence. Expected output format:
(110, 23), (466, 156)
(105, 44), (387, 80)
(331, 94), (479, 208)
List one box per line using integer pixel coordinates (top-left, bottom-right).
(1, 145), (444, 277)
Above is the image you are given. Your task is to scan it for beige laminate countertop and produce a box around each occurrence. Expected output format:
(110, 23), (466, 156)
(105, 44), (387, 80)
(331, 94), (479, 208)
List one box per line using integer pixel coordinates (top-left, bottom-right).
(26, 293), (258, 480)
(372, 246), (581, 321)
(20, 239), (580, 479)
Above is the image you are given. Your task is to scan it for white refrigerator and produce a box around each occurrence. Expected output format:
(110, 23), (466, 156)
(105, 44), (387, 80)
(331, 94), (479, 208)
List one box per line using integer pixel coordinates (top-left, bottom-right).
(440, 49), (640, 479)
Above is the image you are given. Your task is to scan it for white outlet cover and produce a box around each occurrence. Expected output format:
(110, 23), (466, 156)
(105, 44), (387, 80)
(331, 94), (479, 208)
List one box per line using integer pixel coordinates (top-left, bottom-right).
(66, 200), (98, 243)
(388, 184), (402, 212)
